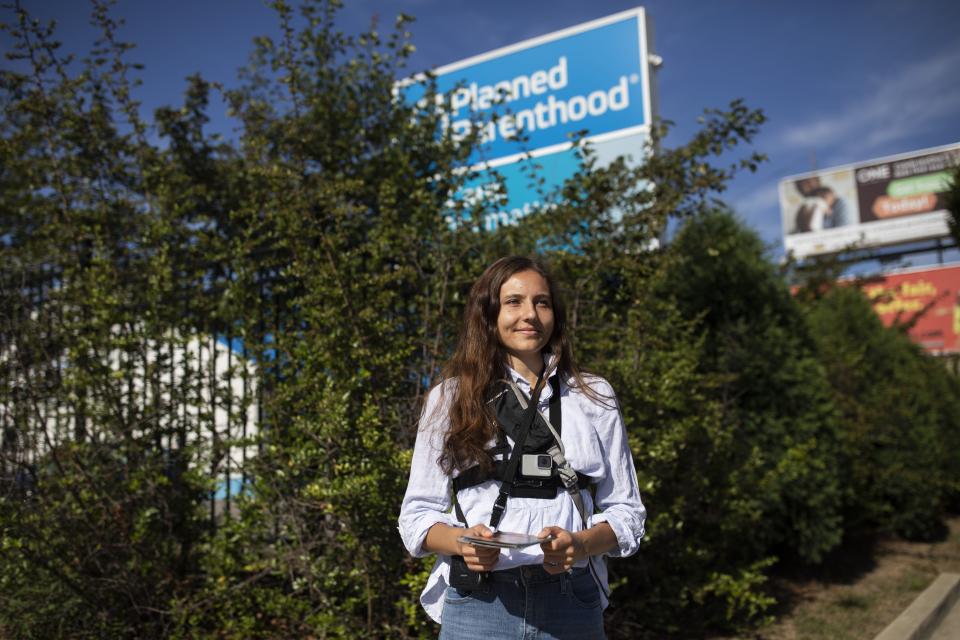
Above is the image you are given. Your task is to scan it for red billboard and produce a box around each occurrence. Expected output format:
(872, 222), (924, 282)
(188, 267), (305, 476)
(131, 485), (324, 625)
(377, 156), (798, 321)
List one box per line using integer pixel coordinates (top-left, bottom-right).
(860, 264), (960, 355)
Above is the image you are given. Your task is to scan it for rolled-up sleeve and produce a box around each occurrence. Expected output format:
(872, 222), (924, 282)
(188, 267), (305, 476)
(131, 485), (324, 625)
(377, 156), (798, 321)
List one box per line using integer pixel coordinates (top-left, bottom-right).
(586, 384), (646, 558)
(398, 384), (459, 557)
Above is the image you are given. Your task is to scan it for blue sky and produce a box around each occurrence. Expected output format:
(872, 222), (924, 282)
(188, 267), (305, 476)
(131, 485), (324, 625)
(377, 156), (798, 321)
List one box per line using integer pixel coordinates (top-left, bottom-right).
(12, 0), (960, 264)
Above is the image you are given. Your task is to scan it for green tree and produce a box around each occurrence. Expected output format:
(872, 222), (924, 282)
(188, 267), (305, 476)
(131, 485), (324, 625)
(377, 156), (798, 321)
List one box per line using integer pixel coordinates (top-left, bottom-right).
(599, 210), (842, 637)
(660, 211), (843, 559)
(11, 0), (920, 638)
(162, 4), (772, 635)
(0, 3), (228, 637)
(803, 285), (960, 539)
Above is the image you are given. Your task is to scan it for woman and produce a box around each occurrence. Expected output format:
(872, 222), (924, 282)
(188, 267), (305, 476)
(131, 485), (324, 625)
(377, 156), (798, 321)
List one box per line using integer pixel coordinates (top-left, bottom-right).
(399, 256), (645, 639)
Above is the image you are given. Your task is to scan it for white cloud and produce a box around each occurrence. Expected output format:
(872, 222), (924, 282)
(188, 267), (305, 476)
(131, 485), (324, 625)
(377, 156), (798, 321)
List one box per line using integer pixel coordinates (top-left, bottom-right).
(779, 46), (960, 158)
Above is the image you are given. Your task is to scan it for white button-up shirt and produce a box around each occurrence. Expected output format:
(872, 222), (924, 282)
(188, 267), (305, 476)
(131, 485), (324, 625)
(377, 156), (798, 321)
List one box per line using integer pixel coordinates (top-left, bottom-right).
(398, 362), (646, 623)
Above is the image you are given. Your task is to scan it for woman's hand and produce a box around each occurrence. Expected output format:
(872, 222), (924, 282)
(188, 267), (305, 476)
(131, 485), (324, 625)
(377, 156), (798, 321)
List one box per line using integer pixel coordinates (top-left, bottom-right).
(537, 526), (587, 574)
(458, 524), (501, 572)
(538, 523), (618, 575)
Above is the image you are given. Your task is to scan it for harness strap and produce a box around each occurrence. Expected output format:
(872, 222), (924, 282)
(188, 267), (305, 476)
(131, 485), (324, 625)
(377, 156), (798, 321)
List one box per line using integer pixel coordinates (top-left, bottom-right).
(453, 467), (592, 493)
(510, 376), (611, 600)
(452, 374), (587, 495)
(488, 368), (547, 531)
(548, 374), (560, 437)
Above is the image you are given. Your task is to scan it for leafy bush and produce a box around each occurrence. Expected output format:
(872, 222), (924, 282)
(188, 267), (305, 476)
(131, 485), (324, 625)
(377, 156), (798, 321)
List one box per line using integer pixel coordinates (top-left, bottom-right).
(4, 2), (958, 639)
(804, 285), (960, 540)
(597, 211), (843, 637)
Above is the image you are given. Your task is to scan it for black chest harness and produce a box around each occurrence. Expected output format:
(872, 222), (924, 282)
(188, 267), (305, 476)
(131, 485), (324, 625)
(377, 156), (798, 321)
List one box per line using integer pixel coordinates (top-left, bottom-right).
(447, 371), (608, 598)
(452, 375), (591, 503)
(448, 372), (610, 597)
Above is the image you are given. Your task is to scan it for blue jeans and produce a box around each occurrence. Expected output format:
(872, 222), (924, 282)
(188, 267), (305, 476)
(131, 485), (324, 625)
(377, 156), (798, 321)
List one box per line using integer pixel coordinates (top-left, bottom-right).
(439, 565), (605, 640)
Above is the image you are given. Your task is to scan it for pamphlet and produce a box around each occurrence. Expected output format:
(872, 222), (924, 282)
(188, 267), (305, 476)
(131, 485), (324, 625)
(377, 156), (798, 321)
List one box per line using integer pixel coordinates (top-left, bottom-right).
(456, 531), (556, 549)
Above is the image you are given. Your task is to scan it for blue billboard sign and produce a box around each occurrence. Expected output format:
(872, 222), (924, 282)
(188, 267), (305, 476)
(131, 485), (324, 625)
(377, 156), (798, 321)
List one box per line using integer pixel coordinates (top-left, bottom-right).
(404, 7), (657, 229)
(446, 130), (652, 232)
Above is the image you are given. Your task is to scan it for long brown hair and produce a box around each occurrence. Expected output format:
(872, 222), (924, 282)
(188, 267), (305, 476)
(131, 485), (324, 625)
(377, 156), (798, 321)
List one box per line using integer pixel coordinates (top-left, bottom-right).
(437, 256), (600, 474)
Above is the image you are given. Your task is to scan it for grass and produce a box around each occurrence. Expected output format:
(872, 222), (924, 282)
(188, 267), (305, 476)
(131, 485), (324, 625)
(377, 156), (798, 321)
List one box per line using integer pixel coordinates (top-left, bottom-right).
(734, 516), (960, 640)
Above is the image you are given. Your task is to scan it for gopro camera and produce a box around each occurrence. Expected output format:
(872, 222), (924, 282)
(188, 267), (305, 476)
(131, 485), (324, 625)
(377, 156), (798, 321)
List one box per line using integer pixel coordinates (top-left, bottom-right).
(521, 453), (553, 478)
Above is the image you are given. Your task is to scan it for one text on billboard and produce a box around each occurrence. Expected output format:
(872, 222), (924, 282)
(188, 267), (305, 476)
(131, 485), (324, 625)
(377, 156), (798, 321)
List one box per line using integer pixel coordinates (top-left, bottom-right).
(857, 263), (960, 355)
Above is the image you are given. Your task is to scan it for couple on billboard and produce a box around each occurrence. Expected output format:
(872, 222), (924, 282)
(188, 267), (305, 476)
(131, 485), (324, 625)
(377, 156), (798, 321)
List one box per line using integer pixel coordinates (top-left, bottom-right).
(791, 175), (851, 233)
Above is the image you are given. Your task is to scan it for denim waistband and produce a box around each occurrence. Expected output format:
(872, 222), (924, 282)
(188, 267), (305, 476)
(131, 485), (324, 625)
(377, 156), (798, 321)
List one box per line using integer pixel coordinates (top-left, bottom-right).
(488, 564), (589, 585)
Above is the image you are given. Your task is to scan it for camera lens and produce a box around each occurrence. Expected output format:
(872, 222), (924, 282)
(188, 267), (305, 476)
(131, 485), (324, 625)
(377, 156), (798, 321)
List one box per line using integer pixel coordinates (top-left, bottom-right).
(537, 454), (552, 469)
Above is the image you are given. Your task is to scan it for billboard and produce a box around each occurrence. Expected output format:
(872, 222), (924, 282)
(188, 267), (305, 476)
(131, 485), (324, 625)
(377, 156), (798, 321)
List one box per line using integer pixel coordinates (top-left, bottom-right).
(859, 264), (960, 355)
(779, 143), (960, 259)
(402, 8), (657, 230)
